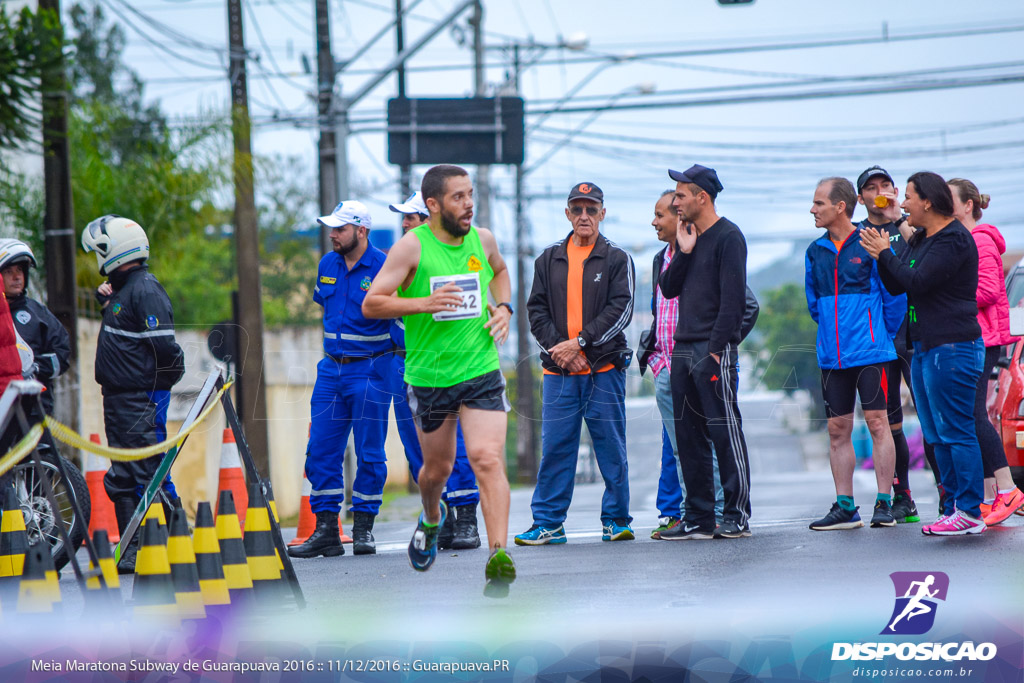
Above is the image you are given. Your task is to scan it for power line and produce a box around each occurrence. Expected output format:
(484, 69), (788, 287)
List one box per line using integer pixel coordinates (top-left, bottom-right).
(534, 115), (1024, 151)
(527, 72), (1024, 116)
(97, 0), (227, 71)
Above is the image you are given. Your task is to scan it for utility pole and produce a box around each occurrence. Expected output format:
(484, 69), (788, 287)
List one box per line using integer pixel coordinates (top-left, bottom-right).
(512, 46), (537, 483)
(227, 0), (270, 475)
(315, 0), (338, 255)
(396, 0), (412, 203)
(470, 0), (490, 231)
(38, 0), (80, 444)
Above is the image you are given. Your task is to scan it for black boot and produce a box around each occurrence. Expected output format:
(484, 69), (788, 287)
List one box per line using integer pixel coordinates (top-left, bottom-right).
(351, 511), (376, 555)
(287, 511), (344, 558)
(112, 496), (140, 575)
(451, 502), (481, 550)
(438, 505), (455, 550)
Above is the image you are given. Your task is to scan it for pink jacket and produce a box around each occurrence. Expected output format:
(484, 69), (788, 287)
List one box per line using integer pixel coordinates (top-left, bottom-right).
(972, 223), (1018, 347)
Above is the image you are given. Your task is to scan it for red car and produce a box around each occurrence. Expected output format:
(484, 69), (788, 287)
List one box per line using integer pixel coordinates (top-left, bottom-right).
(988, 258), (1024, 490)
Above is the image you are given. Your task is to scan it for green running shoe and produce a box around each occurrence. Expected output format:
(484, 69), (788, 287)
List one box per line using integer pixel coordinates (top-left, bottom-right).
(483, 547), (516, 598)
(891, 494), (920, 523)
(651, 516), (681, 539)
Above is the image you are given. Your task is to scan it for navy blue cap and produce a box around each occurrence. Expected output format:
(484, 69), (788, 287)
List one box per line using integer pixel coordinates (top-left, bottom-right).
(668, 164), (723, 200)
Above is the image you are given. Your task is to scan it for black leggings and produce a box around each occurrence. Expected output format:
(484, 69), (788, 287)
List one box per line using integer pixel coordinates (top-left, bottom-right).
(896, 346), (939, 482)
(975, 345), (1008, 478)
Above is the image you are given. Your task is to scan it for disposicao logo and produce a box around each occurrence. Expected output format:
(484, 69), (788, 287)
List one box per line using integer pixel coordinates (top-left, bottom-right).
(883, 571), (947, 635)
(831, 571), (997, 662)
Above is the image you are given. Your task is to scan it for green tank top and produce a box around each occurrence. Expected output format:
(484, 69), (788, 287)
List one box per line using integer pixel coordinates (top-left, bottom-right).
(399, 225), (500, 387)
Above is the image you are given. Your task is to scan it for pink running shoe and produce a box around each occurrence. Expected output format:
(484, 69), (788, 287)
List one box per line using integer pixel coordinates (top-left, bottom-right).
(984, 488), (1024, 526)
(921, 514), (951, 536)
(925, 510), (986, 536)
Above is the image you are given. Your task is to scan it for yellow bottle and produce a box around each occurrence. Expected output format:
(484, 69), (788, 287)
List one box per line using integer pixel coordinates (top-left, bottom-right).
(874, 196), (889, 208)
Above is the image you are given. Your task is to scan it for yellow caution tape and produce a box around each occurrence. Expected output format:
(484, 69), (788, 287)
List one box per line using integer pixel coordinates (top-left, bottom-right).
(43, 382), (233, 462)
(0, 423), (45, 478)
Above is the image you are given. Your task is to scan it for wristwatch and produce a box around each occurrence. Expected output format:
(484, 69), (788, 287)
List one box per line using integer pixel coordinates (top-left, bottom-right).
(894, 215), (908, 228)
(497, 302), (514, 315)
(577, 334), (587, 348)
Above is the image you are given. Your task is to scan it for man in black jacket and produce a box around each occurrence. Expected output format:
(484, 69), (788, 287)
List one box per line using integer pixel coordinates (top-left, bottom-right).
(0, 239), (71, 414)
(515, 182), (636, 546)
(82, 215), (186, 571)
(659, 165), (752, 540)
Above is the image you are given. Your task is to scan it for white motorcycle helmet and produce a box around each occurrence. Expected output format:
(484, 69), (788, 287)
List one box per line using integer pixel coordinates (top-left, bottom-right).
(0, 238), (38, 272)
(81, 215), (150, 275)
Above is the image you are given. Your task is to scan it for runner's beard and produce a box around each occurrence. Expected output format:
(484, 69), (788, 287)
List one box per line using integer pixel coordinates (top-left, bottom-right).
(440, 207), (471, 238)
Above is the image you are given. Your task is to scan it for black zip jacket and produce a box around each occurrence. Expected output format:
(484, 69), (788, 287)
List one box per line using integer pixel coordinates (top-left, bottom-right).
(95, 265), (185, 393)
(660, 217), (748, 355)
(8, 294), (71, 413)
(877, 219), (982, 352)
(528, 231), (636, 374)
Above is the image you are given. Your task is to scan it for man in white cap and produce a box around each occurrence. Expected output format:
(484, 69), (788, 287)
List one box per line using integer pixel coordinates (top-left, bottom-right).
(387, 192), (482, 550)
(389, 191), (429, 233)
(288, 200), (393, 560)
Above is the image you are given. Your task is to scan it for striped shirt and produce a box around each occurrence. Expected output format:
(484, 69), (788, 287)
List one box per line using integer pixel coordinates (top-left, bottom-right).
(649, 246), (677, 378)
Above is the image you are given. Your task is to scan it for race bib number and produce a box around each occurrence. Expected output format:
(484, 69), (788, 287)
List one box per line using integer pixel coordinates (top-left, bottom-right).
(430, 272), (483, 321)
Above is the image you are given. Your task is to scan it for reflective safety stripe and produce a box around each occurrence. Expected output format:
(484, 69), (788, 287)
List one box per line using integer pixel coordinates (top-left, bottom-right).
(40, 353), (59, 377)
(310, 487), (345, 496)
(314, 285), (321, 294)
(395, 320), (405, 330)
(446, 488), (478, 498)
(352, 490), (384, 501)
(104, 327), (175, 339)
(324, 331), (390, 342)
(339, 333), (390, 342)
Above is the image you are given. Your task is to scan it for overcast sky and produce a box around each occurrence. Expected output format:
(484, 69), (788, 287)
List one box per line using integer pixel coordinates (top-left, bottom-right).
(44, 0), (1024, 270)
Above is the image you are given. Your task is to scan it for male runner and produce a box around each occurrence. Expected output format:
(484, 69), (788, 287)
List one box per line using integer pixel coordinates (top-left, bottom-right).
(363, 164), (516, 596)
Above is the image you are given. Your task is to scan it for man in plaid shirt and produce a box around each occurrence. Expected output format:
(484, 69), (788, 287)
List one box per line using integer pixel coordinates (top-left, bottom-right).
(639, 191), (723, 539)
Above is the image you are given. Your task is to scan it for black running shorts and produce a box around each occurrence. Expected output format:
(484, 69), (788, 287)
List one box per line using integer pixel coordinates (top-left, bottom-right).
(820, 363), (889, 419)
(407, 370), (511, 433)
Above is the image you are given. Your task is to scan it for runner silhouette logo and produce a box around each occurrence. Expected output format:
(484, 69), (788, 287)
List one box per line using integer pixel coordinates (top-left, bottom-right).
(882, 571), (949, 635)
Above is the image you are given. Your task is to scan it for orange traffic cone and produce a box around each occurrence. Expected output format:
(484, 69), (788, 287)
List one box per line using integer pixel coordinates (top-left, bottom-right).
(215, 429), (248, 527)
(288, 470), (351, 546)
(85, 435), (119, 544)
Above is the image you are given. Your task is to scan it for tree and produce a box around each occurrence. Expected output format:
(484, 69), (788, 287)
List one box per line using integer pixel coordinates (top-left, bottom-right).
(747, 283), (826, 426)
(0, 5), (63, 149)
(1, 3), (320, 330)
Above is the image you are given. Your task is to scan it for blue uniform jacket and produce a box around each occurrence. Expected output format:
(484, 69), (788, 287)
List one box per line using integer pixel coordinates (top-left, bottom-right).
(804, 227), (907, 370)
(314, 246), (392, 357)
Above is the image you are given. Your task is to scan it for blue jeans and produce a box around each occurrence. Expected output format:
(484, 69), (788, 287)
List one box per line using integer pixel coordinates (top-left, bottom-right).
(390, 355), (478, 505)
(911, 339), (984, 518)
(531, 370), (631, 527)
(654, 368), (723, 519)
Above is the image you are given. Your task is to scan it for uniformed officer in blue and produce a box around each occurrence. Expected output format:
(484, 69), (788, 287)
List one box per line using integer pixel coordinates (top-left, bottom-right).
(288, 200), (393, 559)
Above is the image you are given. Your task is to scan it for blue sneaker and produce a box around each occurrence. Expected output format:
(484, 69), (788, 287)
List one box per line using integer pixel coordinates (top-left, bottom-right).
(408, 501), (448, 571)
(514, 524), (567, 546)
(602, 519), (635, 541)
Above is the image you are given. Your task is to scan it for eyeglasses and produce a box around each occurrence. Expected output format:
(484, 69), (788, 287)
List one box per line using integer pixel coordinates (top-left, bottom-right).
(568, 205), (601, 216)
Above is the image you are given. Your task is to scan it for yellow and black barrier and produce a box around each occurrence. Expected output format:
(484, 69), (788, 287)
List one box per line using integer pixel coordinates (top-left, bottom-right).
(168, 507), (206, 620)
(0, 486), (28, 579)
(193, 502), (230, 609)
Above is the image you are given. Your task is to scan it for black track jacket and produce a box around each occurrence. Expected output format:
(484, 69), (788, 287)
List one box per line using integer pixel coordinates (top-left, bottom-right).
(528, 231), (636, 374)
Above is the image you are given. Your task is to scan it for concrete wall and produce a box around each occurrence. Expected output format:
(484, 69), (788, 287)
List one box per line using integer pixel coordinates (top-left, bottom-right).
(76, 320), (411, 519)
